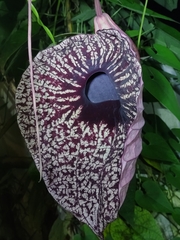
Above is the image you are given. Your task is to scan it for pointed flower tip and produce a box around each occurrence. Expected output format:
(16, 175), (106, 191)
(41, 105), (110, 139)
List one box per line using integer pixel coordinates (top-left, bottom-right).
(94, 0), (140, 60)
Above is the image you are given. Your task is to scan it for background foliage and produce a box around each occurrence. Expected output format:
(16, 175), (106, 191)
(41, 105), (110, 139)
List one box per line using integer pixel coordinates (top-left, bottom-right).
(0, 0), (180, 239)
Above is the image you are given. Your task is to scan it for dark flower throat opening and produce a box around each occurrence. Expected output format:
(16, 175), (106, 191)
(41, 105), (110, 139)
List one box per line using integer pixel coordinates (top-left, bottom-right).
(85, 72), (119, 103)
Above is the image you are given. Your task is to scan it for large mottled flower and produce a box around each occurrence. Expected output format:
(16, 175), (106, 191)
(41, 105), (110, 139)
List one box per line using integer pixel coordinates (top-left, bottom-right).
(16, 0), (144, 239)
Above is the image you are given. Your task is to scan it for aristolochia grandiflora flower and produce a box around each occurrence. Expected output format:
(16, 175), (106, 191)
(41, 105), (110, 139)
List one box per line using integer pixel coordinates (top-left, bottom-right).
(16, 0), (144, 239)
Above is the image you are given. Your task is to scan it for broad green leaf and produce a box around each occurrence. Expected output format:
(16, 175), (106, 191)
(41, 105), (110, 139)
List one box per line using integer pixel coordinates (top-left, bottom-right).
(72, 10), (95, 22)
(155, 20), (180, 43)
(74, 234), (82, 240)
(72, 2), (95, 22)
(144, 44), (180, 71)
(119, 176), (136, 226)
(115, 0), (176, 21)
(142, 65), (180, 121)
(82, 224), (99, 240)
(131, 206), (164, 240)
(169, 138), (180, 153)
(143, 158), (161, 171)
(49, 212), (75, 240)
(143, 118), (154, 133)
(152, 28), (180, 60)
(0, 21), (40, 71)
(135, 180), (173, 213)
(126, 30), (139, 37)
(172, 128), (180, 140)
(105, 235), (113, 240)
(142, 132), (178, 163)
(105, 206), (164, 240)
(154, 0), (178, 11)
(169, 71), (180, 95)
(165, 164), (180, 189)
(143, 113), (171, 140)
(104, 217), (131, 240)
(172, 208), (180, 225)
(49, 216), (64, 240)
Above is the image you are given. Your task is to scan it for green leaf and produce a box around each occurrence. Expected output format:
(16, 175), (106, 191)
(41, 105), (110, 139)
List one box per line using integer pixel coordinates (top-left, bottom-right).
(152, 27), (180, 60)
(104, 217), (131, 240)
(126, 30), (139, 37)
(131, 206), (164, 240)
(49, 216), (64, 240)
(143, 113), (171, 140)
(105, 235), (113, 240)
(72, 9), (95, 22)
(142, 65), (180, 121)
(153, 0), (178, 11)
(117, 0), (176, 21)
(172, 208), (180, 225)
(143, 158), (162, 171)
(105, 206), (164, 240)
(119, 176), (136, 226)
(74, 234), (82, 240)
(165, 164), (180, 189)
(172, 128), (180, 140)
(142, 132), (178, 163)
(155, 20), (180, 44)
(72, 2), (95, 22)
(82, 224), (99, 240)
(0, 21), (40, 71)
(135, 180), (173, 213)
(144, 44), (180, 70)
(169, 138), (180, 153)
(49, 212), (75, 240)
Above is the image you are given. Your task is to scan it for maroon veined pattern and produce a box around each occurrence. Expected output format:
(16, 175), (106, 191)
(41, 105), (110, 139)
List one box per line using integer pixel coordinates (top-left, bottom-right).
(16, 29), (141, 238)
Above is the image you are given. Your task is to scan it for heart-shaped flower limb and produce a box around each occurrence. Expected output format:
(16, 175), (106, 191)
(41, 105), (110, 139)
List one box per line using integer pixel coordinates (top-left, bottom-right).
(16, 0), (144, 239)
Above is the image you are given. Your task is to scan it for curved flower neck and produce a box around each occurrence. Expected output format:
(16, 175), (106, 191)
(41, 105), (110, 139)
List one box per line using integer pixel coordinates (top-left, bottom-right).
(94, 0), (140, 60)
(94, 0), (121, 32)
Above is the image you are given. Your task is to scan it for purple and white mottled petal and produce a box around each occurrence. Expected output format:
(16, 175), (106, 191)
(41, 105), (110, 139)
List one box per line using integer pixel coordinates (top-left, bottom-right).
(16, 27), (143, 239)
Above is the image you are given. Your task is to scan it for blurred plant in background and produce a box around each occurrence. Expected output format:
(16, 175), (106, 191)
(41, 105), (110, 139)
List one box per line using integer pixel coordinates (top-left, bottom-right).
(0, 0), (180, 239)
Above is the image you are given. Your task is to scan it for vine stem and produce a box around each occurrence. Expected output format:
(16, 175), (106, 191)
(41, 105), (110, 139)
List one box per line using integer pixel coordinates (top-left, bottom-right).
(137, 0), (148, 49)
(28, 0), (42, 181)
